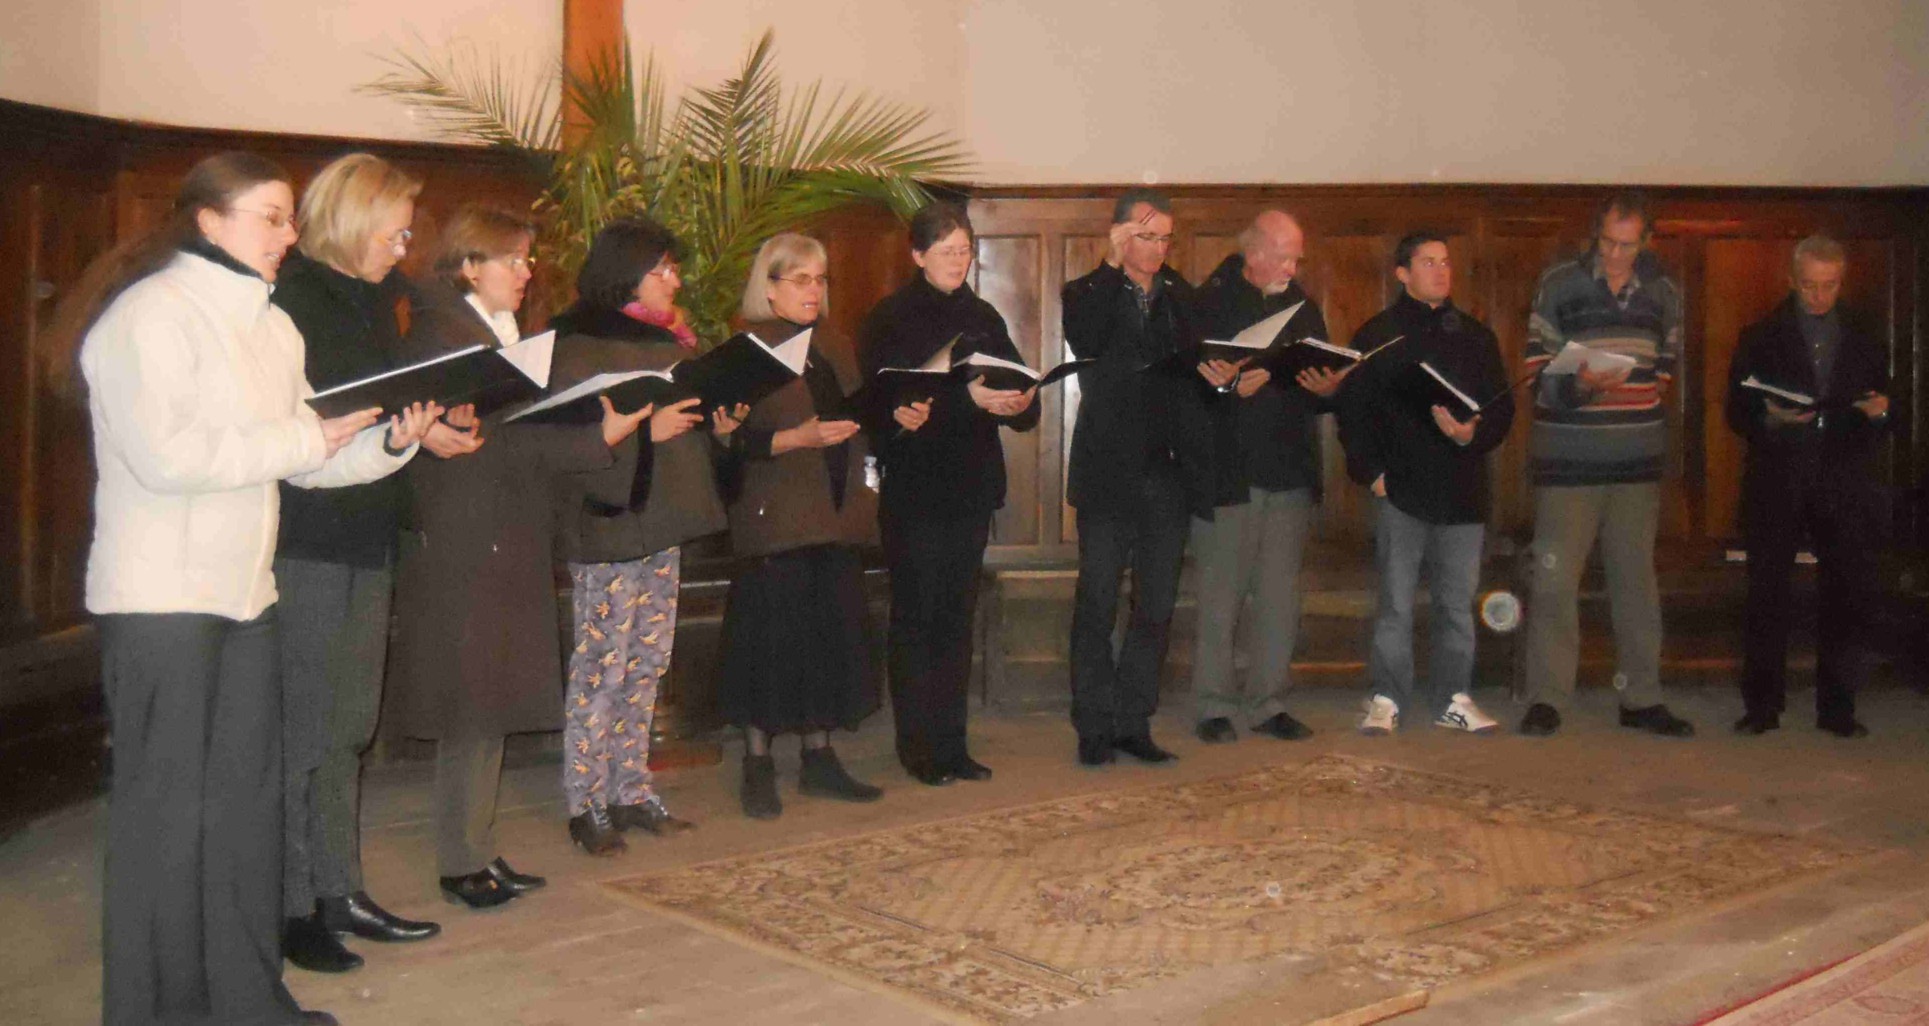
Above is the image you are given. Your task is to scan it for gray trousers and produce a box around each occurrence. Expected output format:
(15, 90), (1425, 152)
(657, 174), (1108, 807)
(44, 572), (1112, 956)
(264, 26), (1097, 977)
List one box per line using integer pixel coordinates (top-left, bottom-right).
(1368, 500), (1485, 719)
(434, 735), (506, 877)
(1522, 482), (1664, 711)
(275, 558), (392, 917)
(1189, 486), (1313, 724)
(99, 611), (299, 1026)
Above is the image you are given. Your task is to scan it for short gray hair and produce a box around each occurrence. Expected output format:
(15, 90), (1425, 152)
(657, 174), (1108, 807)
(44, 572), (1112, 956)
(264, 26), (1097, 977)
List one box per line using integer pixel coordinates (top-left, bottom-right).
(1237, 209), (1300, 259)
(739, 232), (829, 322)
(1792, 234), (1846, 273)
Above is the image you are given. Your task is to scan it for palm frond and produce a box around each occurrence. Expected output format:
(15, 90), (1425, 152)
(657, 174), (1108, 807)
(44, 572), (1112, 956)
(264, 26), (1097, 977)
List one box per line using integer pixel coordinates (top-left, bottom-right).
(361, 41), (561, 151)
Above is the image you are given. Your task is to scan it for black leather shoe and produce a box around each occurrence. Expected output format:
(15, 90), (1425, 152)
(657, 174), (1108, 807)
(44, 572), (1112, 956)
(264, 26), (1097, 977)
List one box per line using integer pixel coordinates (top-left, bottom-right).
(283, 913), (362, 973)
(1620, 704), (1696, 738)
(1113, 735), (1177, 763)
(1818, 718), (1869, 739)
(439, 870), (517, 910)
(298, 1010), (340, 1025)
(1253, 712), (1313, 741)
(1518, 703), (1561, 737)
(1076, 736), (1114, 767)
(904, 761), (957, 786)
(947, 754), (993, 781)
(1195, 717), (1236, 744)
(321, 891), (440, 943)
(1732, 712), (1780, 736)
(799, 746), (884, 802)
(568, 804), (628, 856)
(609, 798), (696, 836)
(487, 857), (547, 894)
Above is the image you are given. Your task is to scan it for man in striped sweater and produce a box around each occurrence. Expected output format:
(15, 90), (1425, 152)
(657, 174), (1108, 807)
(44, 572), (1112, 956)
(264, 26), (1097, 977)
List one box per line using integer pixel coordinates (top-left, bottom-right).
(1517, 192), (1695, 739)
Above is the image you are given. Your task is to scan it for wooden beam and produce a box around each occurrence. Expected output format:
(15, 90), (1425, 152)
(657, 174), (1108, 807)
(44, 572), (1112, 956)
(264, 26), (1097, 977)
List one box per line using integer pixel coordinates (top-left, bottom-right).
(562, 0), (624, 147)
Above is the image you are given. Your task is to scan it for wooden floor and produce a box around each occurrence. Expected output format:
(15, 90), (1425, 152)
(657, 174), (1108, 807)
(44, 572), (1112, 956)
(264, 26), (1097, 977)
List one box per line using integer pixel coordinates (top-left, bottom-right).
(3, 682), (1928, 1025)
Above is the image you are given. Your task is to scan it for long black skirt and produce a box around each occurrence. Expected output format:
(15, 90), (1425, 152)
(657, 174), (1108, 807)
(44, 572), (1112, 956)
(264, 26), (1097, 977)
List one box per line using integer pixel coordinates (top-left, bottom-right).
(719, 543), (880, 734)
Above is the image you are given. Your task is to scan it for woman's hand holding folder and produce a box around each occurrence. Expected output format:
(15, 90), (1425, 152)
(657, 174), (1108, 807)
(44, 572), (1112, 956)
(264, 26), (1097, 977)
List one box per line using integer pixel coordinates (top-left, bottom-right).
(599, 396), (655, 447)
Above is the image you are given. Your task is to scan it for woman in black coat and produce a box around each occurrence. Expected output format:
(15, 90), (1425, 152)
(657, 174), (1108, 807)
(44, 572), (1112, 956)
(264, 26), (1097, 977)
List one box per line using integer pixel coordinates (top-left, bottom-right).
(387, 207), (653, 902)
(859, 203), (1039, 785)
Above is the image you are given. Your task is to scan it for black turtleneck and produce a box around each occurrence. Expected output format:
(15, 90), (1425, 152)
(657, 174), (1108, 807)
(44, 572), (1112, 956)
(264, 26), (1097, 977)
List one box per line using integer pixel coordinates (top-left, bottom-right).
(1337, 292), (1514, 525)
(858, 274), (1040, 518)
(273, 249), (411, 566)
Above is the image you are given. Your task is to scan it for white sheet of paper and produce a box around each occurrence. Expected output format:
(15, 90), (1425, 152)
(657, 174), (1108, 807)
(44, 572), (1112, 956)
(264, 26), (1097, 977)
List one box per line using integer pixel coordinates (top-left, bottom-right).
(1544, 340), (1637, 377)
(503, 367), (673, 422)
(750, 328), (812, 376)
(1295, 337), (1362, 360)
(957, 350), (1040, 381)
(1201, 300), (1305, 351)
(308, 343), (487, 400)
(1739, 375), (1816, 407)
(1421, 361), (1481, 412)
(494, 329), (556, 388)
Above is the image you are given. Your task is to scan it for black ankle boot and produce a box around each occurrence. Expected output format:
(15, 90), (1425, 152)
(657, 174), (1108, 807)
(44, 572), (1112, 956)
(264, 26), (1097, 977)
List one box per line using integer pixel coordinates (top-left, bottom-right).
(568, 803), (627, 856)
(283, 912), (362, 973)
(799, 746), (883, 802)
(741, 754), (782, 820)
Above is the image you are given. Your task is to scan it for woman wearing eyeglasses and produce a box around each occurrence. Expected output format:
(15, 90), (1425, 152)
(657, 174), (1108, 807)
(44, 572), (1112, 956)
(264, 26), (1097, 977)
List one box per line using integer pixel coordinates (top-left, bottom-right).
(718, 232), (884, 820)
(545, 216), (737, 854)
(270, 153), (461, 972)
(858, 202), (1038, 787)
(46, 150), (434, 1026)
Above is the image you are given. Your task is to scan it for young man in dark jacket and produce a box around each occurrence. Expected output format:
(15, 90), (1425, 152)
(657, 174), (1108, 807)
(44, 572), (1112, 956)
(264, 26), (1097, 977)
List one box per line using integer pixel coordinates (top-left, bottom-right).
(1725, 235), (1890, 739)
(1060, 189), (1219, 767)
(1338, 231), (1514, 736)
(1184, 210), (1345, 745)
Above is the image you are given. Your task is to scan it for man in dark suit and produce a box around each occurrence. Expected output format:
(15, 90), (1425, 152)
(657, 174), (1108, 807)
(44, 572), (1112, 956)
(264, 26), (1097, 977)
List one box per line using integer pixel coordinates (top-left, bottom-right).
(1060, 189), (1220, 767)
(1725, 234), (1890, 738)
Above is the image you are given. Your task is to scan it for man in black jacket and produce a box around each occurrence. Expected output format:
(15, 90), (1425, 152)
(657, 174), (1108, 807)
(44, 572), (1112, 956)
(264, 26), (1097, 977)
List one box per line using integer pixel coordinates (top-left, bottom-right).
(1061, 189), (1218, 766)
(1186, 211), (1345, 745)
(1338, 232), (1513, 736)
(1725, 235), (1890, 739)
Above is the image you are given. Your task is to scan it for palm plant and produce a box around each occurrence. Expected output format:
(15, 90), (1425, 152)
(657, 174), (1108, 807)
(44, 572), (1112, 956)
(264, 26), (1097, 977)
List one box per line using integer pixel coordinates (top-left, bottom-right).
(364, 31), (971, 343)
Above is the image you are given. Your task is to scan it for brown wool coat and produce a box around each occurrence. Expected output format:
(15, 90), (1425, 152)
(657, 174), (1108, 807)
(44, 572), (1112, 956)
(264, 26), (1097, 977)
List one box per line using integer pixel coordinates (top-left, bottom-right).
(383, 282), (629, 740)
(549, 328), (729, 564)
(726, 321), (879, 558)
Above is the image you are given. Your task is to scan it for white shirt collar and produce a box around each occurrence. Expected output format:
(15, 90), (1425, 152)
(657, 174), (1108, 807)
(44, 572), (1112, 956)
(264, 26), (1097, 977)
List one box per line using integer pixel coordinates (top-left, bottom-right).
(464, 292), (521, 348)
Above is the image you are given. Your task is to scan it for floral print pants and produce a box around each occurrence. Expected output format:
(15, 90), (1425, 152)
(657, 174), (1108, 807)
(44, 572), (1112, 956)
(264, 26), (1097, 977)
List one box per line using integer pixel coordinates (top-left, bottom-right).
(563, 548), (679, 815)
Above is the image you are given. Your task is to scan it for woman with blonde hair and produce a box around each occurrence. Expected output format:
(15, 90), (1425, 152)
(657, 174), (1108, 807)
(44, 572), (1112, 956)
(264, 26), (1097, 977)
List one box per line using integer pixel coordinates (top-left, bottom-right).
(51, 150), (434, 1026)
(271, 152), (464, 971)
(718, 232), (884, 819)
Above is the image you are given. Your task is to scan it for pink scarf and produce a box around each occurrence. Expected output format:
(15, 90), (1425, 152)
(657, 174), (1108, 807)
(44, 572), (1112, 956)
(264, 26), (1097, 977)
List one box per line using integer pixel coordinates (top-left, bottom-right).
(622, 301), (698, 349)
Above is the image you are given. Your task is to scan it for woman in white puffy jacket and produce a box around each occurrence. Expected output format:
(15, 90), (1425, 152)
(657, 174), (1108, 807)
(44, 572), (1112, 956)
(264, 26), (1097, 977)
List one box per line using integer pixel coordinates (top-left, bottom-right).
(48, 151), (437, 1026)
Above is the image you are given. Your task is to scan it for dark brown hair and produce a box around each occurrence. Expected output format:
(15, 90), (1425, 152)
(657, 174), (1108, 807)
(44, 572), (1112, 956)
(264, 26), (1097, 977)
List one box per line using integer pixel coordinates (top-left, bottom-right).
(909, 201), (973, 252)
(41, 151), (291, 399)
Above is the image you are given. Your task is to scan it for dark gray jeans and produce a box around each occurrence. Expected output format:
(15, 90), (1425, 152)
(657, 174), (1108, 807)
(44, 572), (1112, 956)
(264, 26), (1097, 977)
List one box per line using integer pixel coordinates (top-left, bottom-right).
(1368, 499), (1485, 721)
(274, 558), (393, 917)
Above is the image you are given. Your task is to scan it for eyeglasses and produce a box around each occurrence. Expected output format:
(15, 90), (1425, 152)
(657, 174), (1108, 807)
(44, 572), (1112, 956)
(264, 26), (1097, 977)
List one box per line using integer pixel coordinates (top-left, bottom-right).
(229, 207), (297, 232)
(384, 228), (414, 253)
(925, 246), (973, 260)
(1133, 233), (1175, 246)
(1596, 236), (1641, 256)
(494, 253), (537, 272)
(647, 262), (681, 280)
(771, 273), (831, 289)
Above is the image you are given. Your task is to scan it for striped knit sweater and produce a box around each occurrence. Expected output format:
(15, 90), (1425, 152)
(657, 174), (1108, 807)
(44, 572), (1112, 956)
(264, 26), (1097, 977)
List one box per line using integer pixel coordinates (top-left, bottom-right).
(1524, 250), (1682, 485)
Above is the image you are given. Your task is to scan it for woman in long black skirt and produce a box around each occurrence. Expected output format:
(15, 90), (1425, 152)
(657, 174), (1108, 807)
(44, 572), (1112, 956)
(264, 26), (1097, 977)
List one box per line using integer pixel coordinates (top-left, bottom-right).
(717, 232), (884, 819)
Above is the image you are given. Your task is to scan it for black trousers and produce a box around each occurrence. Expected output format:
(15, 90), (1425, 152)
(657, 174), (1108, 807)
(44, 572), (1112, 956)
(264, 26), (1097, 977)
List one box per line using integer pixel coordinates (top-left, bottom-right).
(1740, 480), (1882, 725)
(99, 611), (300, 1026)
(1069, 468), (1190, 741)
(881, 506), (991, 768)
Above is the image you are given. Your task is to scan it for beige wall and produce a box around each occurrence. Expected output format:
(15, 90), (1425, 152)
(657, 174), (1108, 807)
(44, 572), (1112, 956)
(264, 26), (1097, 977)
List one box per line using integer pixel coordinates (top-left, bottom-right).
(1, 0), (101, 114)
(3, 0), (1924, 186)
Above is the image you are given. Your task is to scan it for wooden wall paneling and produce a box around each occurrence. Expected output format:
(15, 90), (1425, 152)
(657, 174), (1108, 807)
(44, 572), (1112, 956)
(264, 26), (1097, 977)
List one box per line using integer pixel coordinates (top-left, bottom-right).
(1302, 232), (1393, 544)
(1483, 226), (1567, 536)
(975, 234), (1045, 551)
(0, 178), (33, 630)
(1642, 234), (1697, 542)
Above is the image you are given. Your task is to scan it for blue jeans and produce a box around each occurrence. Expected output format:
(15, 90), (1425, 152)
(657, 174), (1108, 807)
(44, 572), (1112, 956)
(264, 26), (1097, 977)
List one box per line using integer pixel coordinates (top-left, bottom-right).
(1368, 499), (1485, 721)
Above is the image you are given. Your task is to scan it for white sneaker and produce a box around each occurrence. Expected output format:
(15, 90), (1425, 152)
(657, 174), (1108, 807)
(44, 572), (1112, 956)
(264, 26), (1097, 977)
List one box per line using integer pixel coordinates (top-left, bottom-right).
(1359, 695), (1399, 736)
(1435, 693), (1500, 734)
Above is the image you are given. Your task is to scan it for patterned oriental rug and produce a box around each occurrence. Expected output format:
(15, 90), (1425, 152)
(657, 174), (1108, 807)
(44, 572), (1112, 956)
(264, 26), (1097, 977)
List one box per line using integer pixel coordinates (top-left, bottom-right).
(604, 755), (1869, 1025)
(1697, 921), (1929, 1025)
